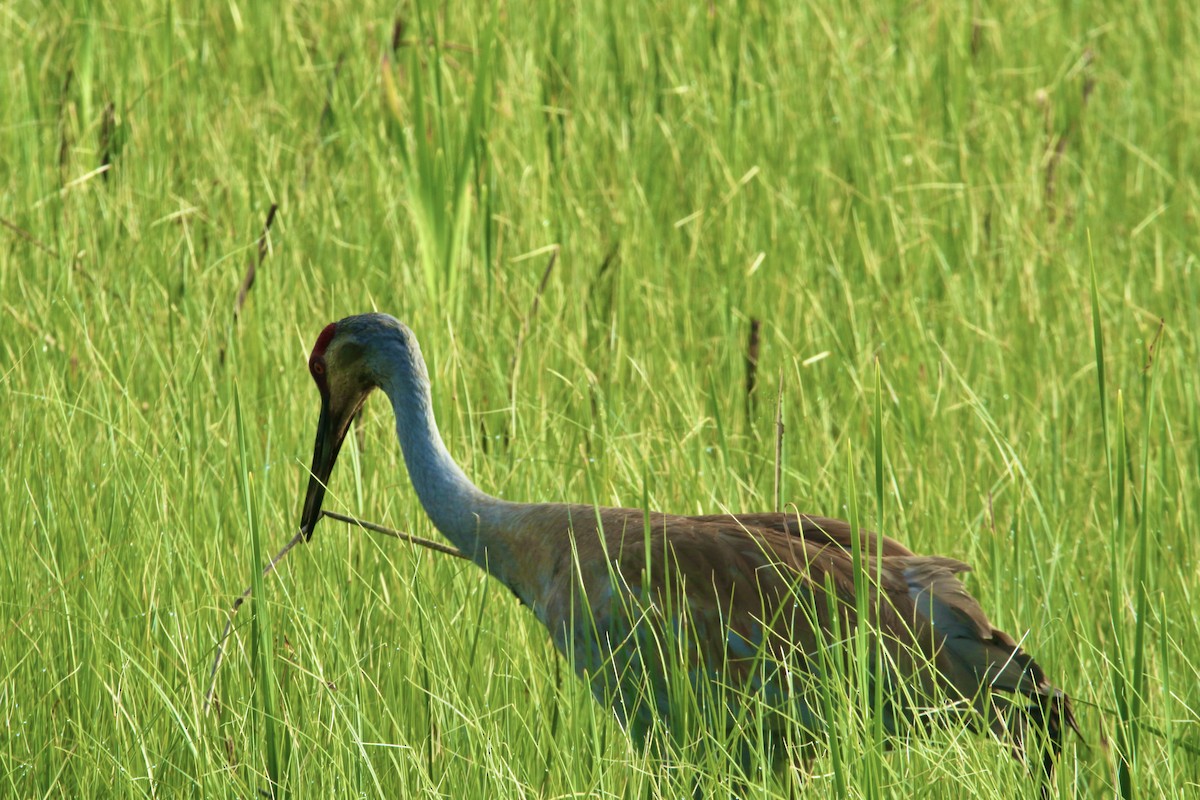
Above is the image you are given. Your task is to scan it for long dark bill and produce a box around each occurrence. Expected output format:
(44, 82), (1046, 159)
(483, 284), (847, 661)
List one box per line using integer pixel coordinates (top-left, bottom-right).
(299, 395), (351, 540)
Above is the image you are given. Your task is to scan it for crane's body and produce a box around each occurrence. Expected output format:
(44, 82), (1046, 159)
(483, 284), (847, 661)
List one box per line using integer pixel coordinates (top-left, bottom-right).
(298, 313), (1075, 786)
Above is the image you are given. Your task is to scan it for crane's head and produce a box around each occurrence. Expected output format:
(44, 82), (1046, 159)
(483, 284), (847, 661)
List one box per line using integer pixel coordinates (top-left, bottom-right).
(298, 314), (414, 539)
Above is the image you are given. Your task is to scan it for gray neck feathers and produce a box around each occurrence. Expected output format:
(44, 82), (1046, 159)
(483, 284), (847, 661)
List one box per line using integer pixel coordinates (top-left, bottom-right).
(376, 343), (506, 567)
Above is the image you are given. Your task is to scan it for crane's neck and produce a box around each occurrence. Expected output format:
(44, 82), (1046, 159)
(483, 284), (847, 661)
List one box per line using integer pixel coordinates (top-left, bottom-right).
(378, 352), (518, 574)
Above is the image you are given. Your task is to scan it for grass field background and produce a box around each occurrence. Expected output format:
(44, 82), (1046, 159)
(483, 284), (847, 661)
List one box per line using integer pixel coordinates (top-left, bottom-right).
(3, 0), (1197, 797)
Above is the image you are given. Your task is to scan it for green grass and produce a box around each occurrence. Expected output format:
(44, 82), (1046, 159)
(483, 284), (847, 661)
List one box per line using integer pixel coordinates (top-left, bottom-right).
(3, 0), (1198, 796)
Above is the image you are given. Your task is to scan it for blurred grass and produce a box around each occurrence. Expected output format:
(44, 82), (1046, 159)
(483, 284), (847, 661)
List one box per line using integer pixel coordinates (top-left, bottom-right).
(2, 0), (1198, 797)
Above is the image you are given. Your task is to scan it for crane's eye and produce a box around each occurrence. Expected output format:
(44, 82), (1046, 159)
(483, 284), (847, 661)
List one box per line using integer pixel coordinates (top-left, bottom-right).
(311, 359), (326, 377)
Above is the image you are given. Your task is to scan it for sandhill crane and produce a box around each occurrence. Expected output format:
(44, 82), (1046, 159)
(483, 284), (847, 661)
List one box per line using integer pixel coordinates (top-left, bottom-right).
(297, 312), (1076, 791)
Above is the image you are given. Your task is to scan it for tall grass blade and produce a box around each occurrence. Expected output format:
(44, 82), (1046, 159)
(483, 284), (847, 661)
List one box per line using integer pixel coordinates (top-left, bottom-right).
(1090, 235), (1136, 797)
(844, 440), (881, 798)
(1110, 392), (1134, 799)
(235, 385), (285, 798)
(1089, 233), (1112, 501)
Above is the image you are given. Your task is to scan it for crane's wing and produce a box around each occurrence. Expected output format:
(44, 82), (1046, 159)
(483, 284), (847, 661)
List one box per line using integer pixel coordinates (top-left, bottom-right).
(620, 517), (1075, 773)
(681, 515), (1069, 714)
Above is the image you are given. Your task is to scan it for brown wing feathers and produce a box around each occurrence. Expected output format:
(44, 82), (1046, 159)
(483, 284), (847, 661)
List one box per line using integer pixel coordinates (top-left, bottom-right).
(637, 513), (1074, 775)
